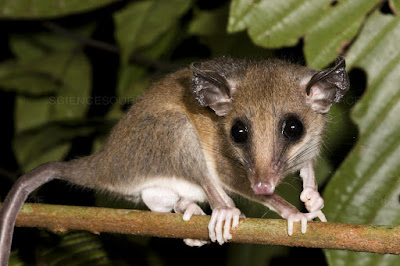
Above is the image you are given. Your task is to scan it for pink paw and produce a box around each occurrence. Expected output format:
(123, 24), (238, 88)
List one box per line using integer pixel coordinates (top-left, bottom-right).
(182, 203), (206, 221)
(208, 207), (241, 245)
(300, 187), (324, 212)
(181, 203), (209, 247)
(287, 210), (327, 236)
(183, 238), (209, 247)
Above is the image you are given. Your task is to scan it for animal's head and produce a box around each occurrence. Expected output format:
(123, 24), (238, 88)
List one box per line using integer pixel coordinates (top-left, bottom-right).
(191, 57), (349, 195)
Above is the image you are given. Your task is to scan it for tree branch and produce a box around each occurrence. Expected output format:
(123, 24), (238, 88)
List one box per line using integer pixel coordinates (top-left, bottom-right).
(10, 203), (400, 254)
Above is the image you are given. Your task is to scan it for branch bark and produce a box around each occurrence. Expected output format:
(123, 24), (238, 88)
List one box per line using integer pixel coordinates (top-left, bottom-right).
(9, 203), (400, 254)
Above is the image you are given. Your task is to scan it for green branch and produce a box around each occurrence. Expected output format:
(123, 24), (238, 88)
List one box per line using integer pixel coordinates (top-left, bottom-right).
(12, 203), (400, 254)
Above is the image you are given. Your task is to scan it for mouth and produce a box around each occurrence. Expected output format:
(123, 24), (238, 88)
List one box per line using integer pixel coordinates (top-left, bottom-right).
(252, 181), (275, 195)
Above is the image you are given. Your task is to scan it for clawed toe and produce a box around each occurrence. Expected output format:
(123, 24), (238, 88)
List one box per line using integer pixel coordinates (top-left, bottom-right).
(208, 207), (241, 245)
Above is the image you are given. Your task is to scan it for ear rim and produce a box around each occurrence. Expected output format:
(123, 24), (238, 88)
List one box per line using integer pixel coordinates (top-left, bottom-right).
(190, 61), (237, 116)
(304, 56), (350, 114)
(305, 56), (347, 97)
(190, 62), (232, 94)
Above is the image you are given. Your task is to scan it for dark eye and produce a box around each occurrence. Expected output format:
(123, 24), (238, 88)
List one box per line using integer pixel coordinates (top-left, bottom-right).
(282, 116), (303, 141)
(231, 120), (248, 143)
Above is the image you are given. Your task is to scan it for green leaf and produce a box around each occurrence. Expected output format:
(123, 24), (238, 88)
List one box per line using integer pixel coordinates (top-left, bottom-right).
(9, 23), (96, 62)
(189, 7), (229, 36)
(0, 60), (61, 95)
(228, 0), (381, 68)
(8, 252), (24, 266)
(5, 32), (93, 171)
(15, 97), (50, 132)
(0, 0), (121, 19)
(49, 52), (92, 122)
(114, 0), (192, 64)
(189, 5), (273, 58)
(14, 120), (104, 172)
(116, 64), (148, 98)
(11, 51), (91, 133)
(116, 19), (179, 98)
(323, 10), (400, 265)
(228, 0), (329, 47)
(304, 0), (379, 68)
(39, 232), (111, 265)
(0, 51), (91, 103)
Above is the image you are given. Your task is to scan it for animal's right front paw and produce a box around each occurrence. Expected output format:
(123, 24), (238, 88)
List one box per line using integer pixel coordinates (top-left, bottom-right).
(208, 207), (241, 245)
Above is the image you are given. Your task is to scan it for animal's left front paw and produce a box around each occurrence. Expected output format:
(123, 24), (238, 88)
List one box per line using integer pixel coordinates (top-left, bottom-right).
(287, 210), (327, 236)
(208, 207), (241, 245)
(300, 187), (324, 212)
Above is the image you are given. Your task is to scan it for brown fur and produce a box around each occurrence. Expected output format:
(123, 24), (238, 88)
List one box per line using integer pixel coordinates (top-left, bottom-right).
(66, 59), (327, 202)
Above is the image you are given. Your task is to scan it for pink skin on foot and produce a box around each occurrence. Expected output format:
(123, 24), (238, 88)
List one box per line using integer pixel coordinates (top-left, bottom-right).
(208, 207), (241, 245)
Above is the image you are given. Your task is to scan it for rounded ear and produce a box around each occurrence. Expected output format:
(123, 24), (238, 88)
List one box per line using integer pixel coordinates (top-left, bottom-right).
(303, 56), (350, 113)
(190, 60), (238, 116)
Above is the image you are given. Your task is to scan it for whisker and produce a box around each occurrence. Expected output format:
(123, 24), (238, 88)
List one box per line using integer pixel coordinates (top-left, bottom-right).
(284, 151), (320, 173)
(260, 209), (271, 218)
(286, 141), (321, 165)
(277, 141), (290, 165)
(287, 146), (320, 167)
(286, 142), (320, 164)
(284, 144), (322, 173)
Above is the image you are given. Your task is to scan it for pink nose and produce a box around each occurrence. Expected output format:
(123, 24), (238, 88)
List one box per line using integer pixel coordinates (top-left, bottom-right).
(252, 181), (275, 195)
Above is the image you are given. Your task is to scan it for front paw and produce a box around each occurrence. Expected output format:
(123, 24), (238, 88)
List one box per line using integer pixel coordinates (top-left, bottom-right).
(287, 210), (327, 236)
(300, 187), (324, 212)
(208, 207), (241, 245)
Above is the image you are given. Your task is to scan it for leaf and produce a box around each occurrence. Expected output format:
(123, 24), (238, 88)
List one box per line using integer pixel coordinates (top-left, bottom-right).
(304, 0), (379, 68)
(0, 60), (61, 95)
(11, 51), (91, 133)
(49, 52), (92, 122)
(189, 6), (229, 36)
(5, 30), (93, 171)
(115, 17), (179, 98)
(13, 120), (106, 172)
(189, 5), (273, 58)
(0, 24), (94, 95)
(228, 0), (381, 68)
(9, 23), (96, 62)
(15, 97), (50, 132)
(8, 252), (24, 266)
(39, 232), (110, 265)
(113, 0), (192, 64)
(0, 0), (121, 19)
(228, 0), (329, 47)
(323, 10), (400, 265)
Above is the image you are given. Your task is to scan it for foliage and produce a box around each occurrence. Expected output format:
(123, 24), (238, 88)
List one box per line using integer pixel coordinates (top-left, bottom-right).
(0, 0), (398, 265)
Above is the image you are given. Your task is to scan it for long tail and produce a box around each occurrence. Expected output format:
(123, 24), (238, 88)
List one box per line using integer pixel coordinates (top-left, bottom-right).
(0, 162), (67, 266)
